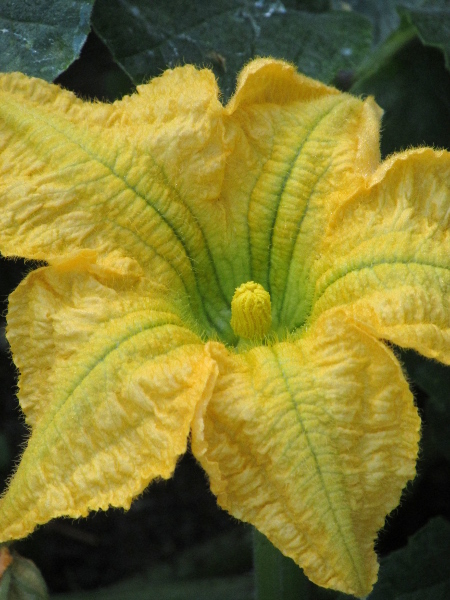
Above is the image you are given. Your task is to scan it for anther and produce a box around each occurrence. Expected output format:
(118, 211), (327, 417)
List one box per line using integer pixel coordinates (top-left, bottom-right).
(230, 281), (271, 340)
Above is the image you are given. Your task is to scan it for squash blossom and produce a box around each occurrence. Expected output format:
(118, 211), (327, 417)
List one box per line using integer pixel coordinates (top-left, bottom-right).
(0, 58), (449, 597)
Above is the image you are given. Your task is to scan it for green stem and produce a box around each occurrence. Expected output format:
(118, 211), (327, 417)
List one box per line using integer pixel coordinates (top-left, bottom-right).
(253, 529), (310, 600)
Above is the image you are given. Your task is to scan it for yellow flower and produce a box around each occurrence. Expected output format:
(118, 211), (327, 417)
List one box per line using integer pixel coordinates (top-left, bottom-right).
(0, 58), (449, 597)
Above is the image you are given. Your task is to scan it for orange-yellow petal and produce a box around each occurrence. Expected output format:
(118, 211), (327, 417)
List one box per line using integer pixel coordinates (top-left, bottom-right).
(0, 68), (232, 339)
(192, 312), (420, 597)
(1, 61), (385, 341)
(312, 148), (450, 363)
(0, 255), (217, 541)
(212, 58), (383, 328)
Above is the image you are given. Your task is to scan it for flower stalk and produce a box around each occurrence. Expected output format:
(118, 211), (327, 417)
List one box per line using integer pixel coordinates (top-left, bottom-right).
(253, 529), (310, 600)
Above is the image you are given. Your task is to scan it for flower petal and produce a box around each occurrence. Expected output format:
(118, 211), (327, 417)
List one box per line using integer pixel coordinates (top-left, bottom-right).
(0, 255), (217, 541)
(312, 148), (450, 363)
(0, 61), (385, 341)
(0, 68), (233, 339)
(211, 58), (382, 329)
(192, 312), (420, 597)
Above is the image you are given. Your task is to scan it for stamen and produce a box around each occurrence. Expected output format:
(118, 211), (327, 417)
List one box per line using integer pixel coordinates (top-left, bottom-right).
(230, 281), (272, 340)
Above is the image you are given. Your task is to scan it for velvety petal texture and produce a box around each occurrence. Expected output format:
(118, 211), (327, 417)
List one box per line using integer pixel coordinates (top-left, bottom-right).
(212, 59), (383, 331)
(311, 148), (450, 363)
(1, 252), (217, 540)
(0, 67), (233, 340)
(192, 313), (420, 597)
(1, 58), (449, 597)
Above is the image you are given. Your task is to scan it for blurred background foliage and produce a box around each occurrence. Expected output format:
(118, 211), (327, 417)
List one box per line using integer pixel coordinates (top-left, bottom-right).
(0, 0), (450, 598)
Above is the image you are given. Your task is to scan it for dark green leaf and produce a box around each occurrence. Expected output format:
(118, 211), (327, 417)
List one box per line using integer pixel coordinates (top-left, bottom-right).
(92, 0), (372, 99)
(0, 0), (95, 81)
(283, 0), (331, 11)
(51, 574), (253, 600)
(330, 1), (444, 46)
(51, 528), (252, 600)
(0, 550), (49, 600)
(332, 0), (404, 45)
(398, 4), (450, 69)
(348, 2), (450, 94)
(352, 37), (450, 156)
(401, 350), (450, 461)
(401, 352), (450, 414)
(369, 518), (450, 600)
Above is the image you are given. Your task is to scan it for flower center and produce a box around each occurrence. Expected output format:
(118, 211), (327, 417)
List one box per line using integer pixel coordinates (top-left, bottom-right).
(230, 281), (272, 340)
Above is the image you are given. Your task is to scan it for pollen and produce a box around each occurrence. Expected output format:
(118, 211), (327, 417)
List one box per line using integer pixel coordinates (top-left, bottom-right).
(230, 281), (272, 340)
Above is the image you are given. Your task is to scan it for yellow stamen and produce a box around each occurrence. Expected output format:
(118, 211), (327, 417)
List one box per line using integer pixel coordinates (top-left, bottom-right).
(230, 281), (272, 340)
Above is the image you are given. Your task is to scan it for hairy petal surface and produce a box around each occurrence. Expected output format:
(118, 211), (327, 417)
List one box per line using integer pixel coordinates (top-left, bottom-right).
(0, 68), (233, 339)
(312, 149), (450, 363)
(192, 313), (420, 597)
(0, 254), (217, 541)
(0, 62), (386, 340)
(213, 59), (382, 330)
